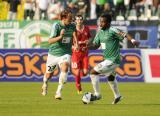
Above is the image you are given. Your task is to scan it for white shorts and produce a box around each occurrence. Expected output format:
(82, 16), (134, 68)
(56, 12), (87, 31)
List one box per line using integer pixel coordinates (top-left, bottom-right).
(94, 59), (119, 76)
(46, 53), (71, 73)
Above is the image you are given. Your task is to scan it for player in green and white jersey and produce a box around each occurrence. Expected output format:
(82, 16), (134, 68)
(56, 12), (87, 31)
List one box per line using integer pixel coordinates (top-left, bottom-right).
(89, 14), (139, 104)
(41, 9), (79, 100)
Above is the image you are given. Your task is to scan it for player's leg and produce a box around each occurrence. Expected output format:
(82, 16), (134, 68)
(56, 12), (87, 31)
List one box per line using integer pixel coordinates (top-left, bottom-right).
(42, 65), (56, 87)
(108, 73), (122, 104)
(41, 72), (53, 96)
(90, 60), (119, 101)
(82, 54), (89, 76)
(90, 60), (111, 99)
(76, 54), (89, 94)
(42, 54), (57, 96)
(90, 69), (101, 100)
(73, 68), (82, 94)
(55, 54), (71, 100)
(55, 62), (69, 99)
(76, 61), (84, 94)
(72, 64), (82, 93)
(100, 59), (122, 104)
(71, 53), (82, 94)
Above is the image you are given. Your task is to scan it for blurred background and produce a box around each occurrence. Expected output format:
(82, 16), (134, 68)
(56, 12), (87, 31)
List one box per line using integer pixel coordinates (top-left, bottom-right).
(0, 0), (160, 83)
(0, 1), (160, 115)
(0, 0), (159, 21)
(0, 0), (160, 49)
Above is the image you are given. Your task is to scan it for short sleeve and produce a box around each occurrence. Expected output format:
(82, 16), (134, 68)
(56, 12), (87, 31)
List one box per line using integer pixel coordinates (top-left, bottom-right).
(49, 23), (59, 38)
(71, 23), (76, 32)
(93, 31), (101, 46)
(110, 27), (124, 41)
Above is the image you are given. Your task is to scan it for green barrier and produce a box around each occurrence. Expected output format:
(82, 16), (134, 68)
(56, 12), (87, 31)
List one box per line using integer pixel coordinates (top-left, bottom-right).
(0, 20), (57, 48)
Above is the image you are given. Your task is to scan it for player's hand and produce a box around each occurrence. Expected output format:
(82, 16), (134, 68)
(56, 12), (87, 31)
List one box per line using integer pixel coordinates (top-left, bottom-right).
(85, 40), (89, 45)
(75, 44), (79, 51)
(60, 29), (65, 35)
(131, 39), (140, 48)
(60, 29), (65, 39)
(82, 46), (87, 52)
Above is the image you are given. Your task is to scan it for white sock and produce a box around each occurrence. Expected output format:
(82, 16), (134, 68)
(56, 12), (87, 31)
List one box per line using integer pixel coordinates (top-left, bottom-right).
(56, 84), (63, 95)
(43, 75), (48, 85)
(108, 79), (120, 98)
(56, 72), (68, 94)
(90, 74), (100, 96)
(59, 72), (68, 84)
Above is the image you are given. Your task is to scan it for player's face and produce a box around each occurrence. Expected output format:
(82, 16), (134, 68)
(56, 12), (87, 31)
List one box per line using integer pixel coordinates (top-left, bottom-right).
(99, 17), (108, 30)
(64, 13), (73, 25)
(75, 17), (83, 26)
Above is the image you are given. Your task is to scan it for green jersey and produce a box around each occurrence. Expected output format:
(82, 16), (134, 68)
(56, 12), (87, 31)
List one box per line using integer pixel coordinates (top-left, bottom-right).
(97, 0), (106, 5)
(93, 27), (124, 64)
(48, 21), (76, 56)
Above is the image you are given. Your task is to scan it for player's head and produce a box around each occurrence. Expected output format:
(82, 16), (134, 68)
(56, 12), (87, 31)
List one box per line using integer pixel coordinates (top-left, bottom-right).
(99, 13), (112, 30)
(75, 14), (83, 26)
(60, 8), (73, 25)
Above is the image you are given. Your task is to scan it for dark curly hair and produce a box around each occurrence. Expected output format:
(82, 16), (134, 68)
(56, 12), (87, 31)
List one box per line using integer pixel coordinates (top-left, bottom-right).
(100, 13), (112, 24)
(60, 8), (72, 20)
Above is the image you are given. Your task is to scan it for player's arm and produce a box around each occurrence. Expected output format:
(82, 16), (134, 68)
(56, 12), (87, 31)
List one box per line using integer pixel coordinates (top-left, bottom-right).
(81, 27), (92, 49)
(48, 29), (64, 44)
(73, 31), (79, 50)
(80, 27), (92, 45)
(118, 31), (140, 47)
(112, 27), (140, 47)
(88, 43), (100, 50)
(88, 30), (101, 50)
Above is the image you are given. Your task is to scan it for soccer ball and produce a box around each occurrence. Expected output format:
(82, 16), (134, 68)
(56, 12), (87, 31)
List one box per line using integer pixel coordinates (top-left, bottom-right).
(82, 92), (94, 104)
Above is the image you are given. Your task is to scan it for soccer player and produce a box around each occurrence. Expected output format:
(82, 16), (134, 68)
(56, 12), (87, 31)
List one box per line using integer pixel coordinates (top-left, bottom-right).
(71, 15), (91, 94)
(41, 9), (79, 100)
(89, 14), (140, 104)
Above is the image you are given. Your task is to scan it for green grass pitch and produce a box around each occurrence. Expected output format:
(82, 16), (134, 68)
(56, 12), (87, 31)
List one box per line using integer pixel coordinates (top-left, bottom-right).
(0, 82), (160, 116)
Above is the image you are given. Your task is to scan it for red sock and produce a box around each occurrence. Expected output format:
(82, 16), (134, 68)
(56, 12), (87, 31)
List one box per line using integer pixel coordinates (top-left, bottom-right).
(80, 71), (84, 78)
(75, 75), (81, 91)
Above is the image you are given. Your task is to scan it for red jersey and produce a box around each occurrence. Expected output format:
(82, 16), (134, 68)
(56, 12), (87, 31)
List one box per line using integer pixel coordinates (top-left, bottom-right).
(71, 26), (91, 69)
(72, 26), (91, 54)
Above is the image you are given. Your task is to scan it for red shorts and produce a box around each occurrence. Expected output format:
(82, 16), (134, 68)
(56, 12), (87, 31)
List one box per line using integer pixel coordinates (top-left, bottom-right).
(71, 51), (88, 70)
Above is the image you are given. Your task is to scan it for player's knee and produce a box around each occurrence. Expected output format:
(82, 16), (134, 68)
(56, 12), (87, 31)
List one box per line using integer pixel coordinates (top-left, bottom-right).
(75, 73), (79, 77)
(83, 70), (88, 76)
(108, 75), (115, 81)
(45, 73), (53, 79)
(90, 69), (99, 75)
(60, 62), (69, 72)
(72, 69), (79, 76)
(83, 73), (87, 76)
(63, 68), (68, 72)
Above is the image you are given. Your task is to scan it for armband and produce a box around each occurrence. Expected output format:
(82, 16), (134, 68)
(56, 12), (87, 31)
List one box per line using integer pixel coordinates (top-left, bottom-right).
(131, 39), (136, 43)
(122, 33), (127, 38)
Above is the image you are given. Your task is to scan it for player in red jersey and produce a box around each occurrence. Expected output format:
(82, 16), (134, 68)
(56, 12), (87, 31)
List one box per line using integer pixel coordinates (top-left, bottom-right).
(71, 15), (91, 94)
